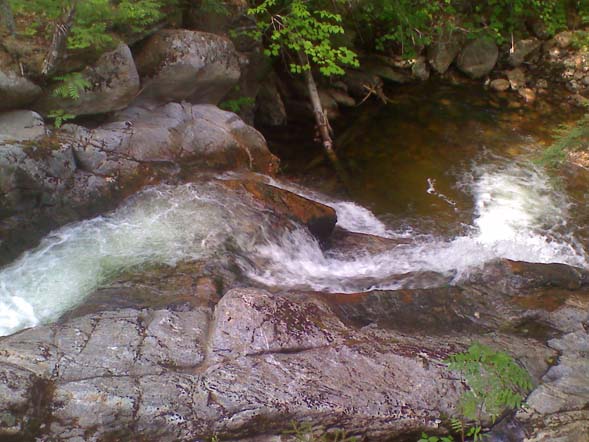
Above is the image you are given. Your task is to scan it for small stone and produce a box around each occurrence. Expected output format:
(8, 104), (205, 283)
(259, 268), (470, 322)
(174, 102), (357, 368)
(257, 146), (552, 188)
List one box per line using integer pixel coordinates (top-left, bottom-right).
(518, 88), (536, 103)
(507, 68), (526, 90)
(490, 78), (510, 92)
(536, 79), (549, 89)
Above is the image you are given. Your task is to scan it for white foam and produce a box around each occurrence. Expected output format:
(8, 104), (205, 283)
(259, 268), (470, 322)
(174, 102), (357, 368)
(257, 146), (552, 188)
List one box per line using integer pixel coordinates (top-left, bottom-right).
(1, 162), (587, 336)
(245, 163), (588, 291)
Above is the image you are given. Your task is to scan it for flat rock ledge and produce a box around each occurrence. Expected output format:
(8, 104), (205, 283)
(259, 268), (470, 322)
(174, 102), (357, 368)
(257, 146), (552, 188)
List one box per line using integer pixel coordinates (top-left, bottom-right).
(0, 287), (470, 442)
(4, 256), (589, 442)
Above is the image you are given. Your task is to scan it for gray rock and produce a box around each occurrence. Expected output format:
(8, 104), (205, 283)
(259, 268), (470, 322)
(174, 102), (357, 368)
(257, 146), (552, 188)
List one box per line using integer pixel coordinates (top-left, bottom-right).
(364, 62), (412, 84)
(0, 51), (42, 112)
(0, 103), (278, 226)
(427, 32), (463, 74)
(456, 38), (499, 79)
(0, 110), (45, 141)
(508, 38), (541, 67)
(223, 49), (271, 125)
(135, 30), (241, 105)
(507, 68), (527, 90)
(256, 72), (287, 126)
(412, 56), (430, 80)
(34, 44), (139, 117)
(1, 276), (578, 442)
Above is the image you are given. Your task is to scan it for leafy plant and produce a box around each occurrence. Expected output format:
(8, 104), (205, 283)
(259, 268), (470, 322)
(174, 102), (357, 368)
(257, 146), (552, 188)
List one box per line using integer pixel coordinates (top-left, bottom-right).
(540, 111), (589, 167)
(449, 343), (532, 441)
(419, 343), (532, 442)
(284, 421), (357, 442)
(8, 0), (174, 50)
(248, 0), (358, 76)
(52, 72), (91, 100)
(418, 433), (454, 442)
(47, 109), (76, 128)
(219, 96), (255, 113)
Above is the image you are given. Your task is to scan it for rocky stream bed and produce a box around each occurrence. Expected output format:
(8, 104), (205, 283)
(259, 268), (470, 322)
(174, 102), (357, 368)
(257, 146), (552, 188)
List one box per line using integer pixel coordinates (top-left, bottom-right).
(1, 19), (589, 442)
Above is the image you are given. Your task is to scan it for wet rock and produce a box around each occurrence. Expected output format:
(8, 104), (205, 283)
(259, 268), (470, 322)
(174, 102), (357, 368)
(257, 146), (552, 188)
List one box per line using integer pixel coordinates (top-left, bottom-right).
(470, 259), (589, 292)
(4, 271), (589, 442)
(327, 227), (410, 255)
(0, 141), (77, 214)
(507, 67), (526, 90)
(508, 38), (541, 67)
(490, 78), (510, 92)
(0, 103), (278, 256)
(204, 288), (466, 439)
(327, 87), (355, 107)
(427, 32), (463, 74)
(363, 57), (412, 84)
(109, 103), (278, 173)
(34, 44), (140, 117)
(456, 37), (499, 79)
(411, 56), (430, 81)
(220, 179), (337, 241)
(135, 29), (241, 105)
(343, 70), (385, 99)
(0, 110), (45, 141)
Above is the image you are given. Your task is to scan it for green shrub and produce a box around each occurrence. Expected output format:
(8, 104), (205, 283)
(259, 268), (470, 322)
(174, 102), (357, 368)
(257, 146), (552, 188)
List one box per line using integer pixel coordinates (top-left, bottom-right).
(247, 0), (358, 76)
(420, 343), (532, 442)
(9, 0), (175, 49)
(540, 112), (589, 167)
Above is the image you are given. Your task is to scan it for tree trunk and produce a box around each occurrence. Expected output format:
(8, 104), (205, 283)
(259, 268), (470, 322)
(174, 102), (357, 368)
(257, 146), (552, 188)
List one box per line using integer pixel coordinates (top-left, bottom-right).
(0, 0), (16, 35)
(299, 53), (337, 163)
(41, 1), (78, 77)
(298, 52), (350, 187)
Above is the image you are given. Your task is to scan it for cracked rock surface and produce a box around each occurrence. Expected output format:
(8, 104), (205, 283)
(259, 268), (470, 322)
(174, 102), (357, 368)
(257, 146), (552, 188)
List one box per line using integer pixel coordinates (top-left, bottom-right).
(2, 256), (588, 442)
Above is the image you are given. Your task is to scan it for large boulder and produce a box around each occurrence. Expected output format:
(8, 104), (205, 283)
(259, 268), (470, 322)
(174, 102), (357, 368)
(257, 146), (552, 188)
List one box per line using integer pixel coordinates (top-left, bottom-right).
(34, 44), (140, 117)
(0, 110), (45, 141)
(507, 38), (541, 67)
(103, 103), (279, 172)
(135, 29), (241, 105)
(456, 37), (499, 79)
(427, 32), (464, 74)
(0, 103), (278, 260)
(0, 51), (42, 112)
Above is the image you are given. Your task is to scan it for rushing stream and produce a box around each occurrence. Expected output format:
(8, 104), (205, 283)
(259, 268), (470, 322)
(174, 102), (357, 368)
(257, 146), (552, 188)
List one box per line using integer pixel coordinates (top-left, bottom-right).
(1, 82), (589, 337)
